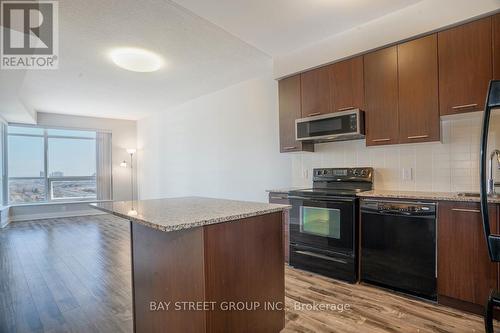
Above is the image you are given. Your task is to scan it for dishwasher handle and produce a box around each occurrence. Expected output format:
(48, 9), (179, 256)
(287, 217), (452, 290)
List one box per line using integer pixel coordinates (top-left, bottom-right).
(360, 200), (436, 217)
(361, 209), (436, 218)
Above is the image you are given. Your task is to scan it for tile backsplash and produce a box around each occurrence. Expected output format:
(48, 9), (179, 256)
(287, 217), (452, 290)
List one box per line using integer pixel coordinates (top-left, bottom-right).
(291, 112), (500, 193)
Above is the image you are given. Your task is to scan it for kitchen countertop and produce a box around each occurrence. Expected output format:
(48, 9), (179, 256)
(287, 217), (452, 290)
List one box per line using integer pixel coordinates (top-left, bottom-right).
(91, 197), (290, 233)
(357, 190), (500, 203)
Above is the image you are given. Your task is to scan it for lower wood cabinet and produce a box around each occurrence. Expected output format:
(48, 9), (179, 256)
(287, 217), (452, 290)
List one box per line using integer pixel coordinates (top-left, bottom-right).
(437, 201), (498, 314)
(269, 192), (290, 263)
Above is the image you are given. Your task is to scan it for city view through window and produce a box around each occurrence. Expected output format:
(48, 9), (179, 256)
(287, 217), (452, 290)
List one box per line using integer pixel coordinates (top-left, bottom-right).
(8, 126), (97, 204)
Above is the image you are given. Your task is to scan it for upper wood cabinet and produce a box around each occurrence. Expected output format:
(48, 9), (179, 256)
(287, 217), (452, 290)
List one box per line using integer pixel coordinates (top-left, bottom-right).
(364, 46), (399, 146)
(494, 13), (500, 79)
(438, 17), (493, 115)
(278, 75), (314, 153)
(300, 66), (331, 117)
(398, 34), (440, 144)
(329, 56), (364, 113)
(437, 202), (498, 313)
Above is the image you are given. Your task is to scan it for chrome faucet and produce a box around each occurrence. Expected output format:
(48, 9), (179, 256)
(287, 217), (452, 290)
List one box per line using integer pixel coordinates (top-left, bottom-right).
(489, 150), (500, 196)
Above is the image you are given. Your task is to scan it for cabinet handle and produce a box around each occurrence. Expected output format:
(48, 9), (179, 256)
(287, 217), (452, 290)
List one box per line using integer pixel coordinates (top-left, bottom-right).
(408, 135), (429, 139)
(338, 106), (355, 111)
(372, 138), (391, 142)
(282, 146), (297, 150)
(307, 112), (321, 117)
(451, 103), (478, 110)
(451, 208), (481, 213)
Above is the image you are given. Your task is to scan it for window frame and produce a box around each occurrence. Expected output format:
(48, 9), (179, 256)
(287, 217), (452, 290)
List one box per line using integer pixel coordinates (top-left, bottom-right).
(7, 124), (99, 205)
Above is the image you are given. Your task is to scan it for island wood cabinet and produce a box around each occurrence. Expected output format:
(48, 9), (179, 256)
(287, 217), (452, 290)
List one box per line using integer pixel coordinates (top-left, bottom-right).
(329, 56), (364, 113)
(268, 192), (290, 263)
(278, 75), (314, 153)
(398, 34), (440, 144)
(364, 46), (399, 146)
(300, 66), (331, 117)
(438, 17), (493, 115)
(494, 13), (500, 79)
(437, 201), (498, 314)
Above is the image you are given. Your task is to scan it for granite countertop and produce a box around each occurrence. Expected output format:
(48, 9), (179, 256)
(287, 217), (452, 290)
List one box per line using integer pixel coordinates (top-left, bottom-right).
(91, 197), (290, 233)
(357, 190), (500, 203)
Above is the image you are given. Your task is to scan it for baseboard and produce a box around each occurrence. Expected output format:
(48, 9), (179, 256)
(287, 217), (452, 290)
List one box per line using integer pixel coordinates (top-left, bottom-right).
(9, 210), (106, 222)
(438, 294), (500, 320)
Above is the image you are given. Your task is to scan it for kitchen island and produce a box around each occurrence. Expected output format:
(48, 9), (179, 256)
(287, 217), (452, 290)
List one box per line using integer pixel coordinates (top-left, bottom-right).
(92, 197), (289, 333)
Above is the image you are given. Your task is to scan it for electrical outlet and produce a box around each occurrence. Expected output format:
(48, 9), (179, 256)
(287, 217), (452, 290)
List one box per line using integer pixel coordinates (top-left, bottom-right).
(402, 168), (413, 181)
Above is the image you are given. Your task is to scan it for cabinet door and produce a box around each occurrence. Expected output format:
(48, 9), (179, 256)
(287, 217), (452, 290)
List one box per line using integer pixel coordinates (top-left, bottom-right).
(269, 192), (290, 263)
(398, 34), (440, 144)
(364, 46), (399, 146)
(329, 56), (364, 113)
(438, 17), (492, 115)
(437, 202), (498, 310)
(494, 13), (500, 79)
(278, 75), (314, 153)
(301, 66), (331, 117)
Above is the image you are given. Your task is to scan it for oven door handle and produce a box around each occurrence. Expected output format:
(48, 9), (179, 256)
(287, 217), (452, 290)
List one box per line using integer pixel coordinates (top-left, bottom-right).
(294, 250), (348, 264)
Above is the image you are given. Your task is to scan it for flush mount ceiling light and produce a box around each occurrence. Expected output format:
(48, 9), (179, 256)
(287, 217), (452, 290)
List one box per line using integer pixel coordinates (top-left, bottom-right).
(109, 48), (163, 72)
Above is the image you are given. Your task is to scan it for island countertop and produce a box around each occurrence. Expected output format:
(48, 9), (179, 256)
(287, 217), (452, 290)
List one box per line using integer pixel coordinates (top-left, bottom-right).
(91, 197), (290, 232)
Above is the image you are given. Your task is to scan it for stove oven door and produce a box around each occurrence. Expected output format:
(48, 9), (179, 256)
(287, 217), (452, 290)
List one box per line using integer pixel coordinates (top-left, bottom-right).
(288, 195), (356, 254)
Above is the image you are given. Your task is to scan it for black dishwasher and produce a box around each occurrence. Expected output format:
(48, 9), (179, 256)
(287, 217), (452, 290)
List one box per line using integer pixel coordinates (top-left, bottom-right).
(360, 199), (437, 300)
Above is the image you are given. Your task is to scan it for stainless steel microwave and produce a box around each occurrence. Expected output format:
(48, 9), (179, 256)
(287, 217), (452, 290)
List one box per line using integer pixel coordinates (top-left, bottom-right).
(295, 109), (365, 143)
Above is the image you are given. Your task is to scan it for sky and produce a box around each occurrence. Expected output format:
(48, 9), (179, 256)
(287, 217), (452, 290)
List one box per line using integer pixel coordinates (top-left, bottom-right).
(8, 129), (96, 178)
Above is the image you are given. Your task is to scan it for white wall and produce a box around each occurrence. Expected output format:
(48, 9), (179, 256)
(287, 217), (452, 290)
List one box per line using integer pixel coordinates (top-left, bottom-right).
(36, 112), (137, 201)
(137, 75), (291, 203)
(274, 0), (500, 78)
(292, 113), (500, 193)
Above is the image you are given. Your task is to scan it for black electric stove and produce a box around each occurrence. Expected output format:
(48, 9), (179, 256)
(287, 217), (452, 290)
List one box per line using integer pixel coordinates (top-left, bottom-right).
(288, 167), (373, 283)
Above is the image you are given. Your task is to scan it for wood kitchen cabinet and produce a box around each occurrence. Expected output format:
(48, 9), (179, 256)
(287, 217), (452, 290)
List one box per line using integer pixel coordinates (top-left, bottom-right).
(437, 201), (498, 314)
(438, 17), (493, 115)
(398, 34), (440, 144)
(268, 192), (290, 263)
(329, 56), (364, 113)
(364, 46), (399, 146)
(301, 66), (331, 117)
(494, 13), (500, 79)
(278, 75), (314, 153)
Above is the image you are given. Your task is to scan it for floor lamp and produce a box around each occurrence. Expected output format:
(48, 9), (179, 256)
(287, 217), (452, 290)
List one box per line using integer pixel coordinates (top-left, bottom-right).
(121, 148), (137, 215)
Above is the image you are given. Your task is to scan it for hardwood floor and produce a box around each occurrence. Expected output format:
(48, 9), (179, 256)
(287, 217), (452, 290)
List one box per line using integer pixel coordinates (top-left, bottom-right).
(0, 215), (497, 333)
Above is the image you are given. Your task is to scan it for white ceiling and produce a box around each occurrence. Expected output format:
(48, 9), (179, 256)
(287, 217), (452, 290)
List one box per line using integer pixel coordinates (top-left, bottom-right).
(2, 0), (271, 121)
(171, 0), (424, 56)
(1, 0), (480, 122)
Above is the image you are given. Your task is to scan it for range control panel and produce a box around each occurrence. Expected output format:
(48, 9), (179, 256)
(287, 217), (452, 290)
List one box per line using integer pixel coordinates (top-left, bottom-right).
(313, 167), (373, 182)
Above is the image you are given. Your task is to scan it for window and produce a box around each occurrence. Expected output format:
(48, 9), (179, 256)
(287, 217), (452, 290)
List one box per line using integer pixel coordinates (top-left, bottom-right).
(8, 128), (46, 203)
(7, 126), (99, 204)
